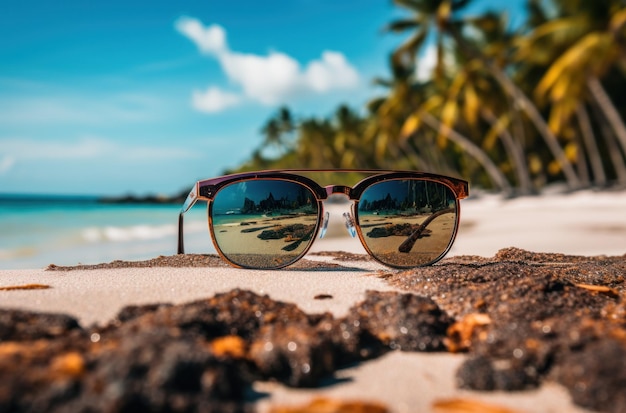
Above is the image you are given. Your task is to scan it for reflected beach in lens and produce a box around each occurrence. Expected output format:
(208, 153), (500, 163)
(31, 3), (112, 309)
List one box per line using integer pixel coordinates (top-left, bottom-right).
(356, 179), (458, 267)
(210, 180), (319, 269)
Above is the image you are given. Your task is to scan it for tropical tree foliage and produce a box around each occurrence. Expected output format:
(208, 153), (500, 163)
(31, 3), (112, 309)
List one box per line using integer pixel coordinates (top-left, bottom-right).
(231, 0), (626, 193)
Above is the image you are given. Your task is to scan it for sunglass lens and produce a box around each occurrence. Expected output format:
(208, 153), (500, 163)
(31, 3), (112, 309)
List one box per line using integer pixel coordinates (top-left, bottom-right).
(356, 179), (458, 267)
(210, 179), (319, 269)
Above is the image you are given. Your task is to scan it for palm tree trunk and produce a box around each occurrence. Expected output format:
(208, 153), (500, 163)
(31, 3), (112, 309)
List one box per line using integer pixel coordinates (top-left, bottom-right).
(590, 98), (626, 184)
(487, 65), (582, 189)
(587, 76), (626, 158)
(481, 108), (533, 194)
(575, 144), (591, 187)
(576, 103), (607, 186)
(443, 27), (582, 189)
(420, 112), (512, 193)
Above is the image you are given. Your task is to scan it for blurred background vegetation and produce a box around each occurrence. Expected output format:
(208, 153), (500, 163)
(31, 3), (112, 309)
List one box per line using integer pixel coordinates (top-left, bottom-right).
(229, 0), (626, 195)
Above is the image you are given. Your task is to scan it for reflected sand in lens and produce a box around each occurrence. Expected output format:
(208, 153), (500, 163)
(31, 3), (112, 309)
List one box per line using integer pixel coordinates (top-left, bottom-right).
(213, 214), (319, 268)
(359, 212), (456, 267)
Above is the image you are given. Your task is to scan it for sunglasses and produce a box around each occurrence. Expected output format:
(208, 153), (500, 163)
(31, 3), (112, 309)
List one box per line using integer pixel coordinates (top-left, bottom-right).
(177, 170), (468, 269)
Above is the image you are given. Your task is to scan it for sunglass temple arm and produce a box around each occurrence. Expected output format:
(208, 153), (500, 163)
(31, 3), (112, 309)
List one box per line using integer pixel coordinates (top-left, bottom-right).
(177, 186), (199, 255)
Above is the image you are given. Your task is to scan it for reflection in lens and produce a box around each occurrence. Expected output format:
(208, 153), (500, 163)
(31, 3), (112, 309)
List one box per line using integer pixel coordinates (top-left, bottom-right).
(356, 179), (458, 267)
(210, 179), (319, 269)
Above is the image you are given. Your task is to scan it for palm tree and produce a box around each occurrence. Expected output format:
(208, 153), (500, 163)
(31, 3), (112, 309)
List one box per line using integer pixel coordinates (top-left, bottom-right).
(400, 76), (514, 191)
(520, 0), (626, 184)
(295, 118), (337, 168)
(437, 13), (534, 192)
(387, 0), (471, 82)
(367, 51), (512, 191)
(372, 54), (481, 176)
(333, 105), (368, 168)
(391, 10), (528, 191)
(418, 110), (513, 192)
(387, 0), (582, 189)
(259, 107), (296, 157)
(465, 12), (534, 193)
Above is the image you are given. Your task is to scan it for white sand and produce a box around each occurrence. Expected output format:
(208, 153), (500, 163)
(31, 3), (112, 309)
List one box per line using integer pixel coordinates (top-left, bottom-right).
(0, 259), (391, 327)
(313, 188), (626, 258)
(2, 189), (624, 412)
(452, 189), (626, 257)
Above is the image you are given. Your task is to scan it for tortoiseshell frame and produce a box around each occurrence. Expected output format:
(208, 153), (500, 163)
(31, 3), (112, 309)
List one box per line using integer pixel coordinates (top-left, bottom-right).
(177, 169), (469, 269)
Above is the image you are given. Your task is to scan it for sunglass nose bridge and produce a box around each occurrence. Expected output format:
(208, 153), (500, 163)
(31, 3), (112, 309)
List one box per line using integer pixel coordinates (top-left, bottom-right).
(325, 185), (351, 197)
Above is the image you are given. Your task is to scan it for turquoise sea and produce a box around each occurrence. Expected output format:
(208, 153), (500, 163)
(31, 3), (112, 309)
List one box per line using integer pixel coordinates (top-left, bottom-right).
(0, 195), (214, 269)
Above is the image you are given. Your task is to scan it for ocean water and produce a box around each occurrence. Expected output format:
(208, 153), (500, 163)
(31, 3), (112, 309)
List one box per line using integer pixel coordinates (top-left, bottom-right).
(0, 195), (214, 269)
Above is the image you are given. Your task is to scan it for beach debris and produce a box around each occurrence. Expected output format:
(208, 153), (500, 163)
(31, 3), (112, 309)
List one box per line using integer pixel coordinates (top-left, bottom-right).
(0, 309), (80, 341)
(115, 302), (174, 322)
(0, 283), (50, 291)
(249, 321), (336, 387)
(240, 224), (273, 233)
(268, 397), (390, 413)
(552, 338), (626, 412)
(341, 290), (452, 352)
(432, 397), (522, 413)
(445, 313), (492, 353)
(574, 283), (619, 298)
(257, 224), (315, 241)
(385, 247), (626, 411)
(254, 223), (316, 251)
(48, 351), (86, 380)
(209, 335), (247, 359)
(314, 294), (333, 300)
(0, 289), (450, 411)
(366, 222), (431, 239)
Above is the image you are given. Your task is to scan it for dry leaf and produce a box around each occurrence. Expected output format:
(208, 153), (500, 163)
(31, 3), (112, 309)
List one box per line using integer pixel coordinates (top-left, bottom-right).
(445, 313), (492, 353)
(269, 397), (390, 413)
(0, 283), (50, 291)
(433, 398), (522, 413)
(209, 335), (246, 359)
(575, 283), (619, 298)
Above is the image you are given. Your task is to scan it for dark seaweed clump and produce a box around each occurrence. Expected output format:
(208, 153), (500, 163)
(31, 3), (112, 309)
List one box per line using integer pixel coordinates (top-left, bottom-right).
(385, 247), (626, 413)
(0, 289), (451, 413)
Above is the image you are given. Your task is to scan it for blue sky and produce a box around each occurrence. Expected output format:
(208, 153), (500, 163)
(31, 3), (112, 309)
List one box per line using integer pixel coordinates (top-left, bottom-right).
(0, 0), (526, 196)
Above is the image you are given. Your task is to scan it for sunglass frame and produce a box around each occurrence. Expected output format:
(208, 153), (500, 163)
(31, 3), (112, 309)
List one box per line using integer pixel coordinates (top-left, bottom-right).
(178, 169), (469, 269)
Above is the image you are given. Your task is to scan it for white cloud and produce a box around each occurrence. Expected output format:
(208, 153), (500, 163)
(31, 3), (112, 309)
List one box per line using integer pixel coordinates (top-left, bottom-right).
(221, 51), (302, 105)
(416, 45), (437, 82)
(415, 44), (456, 82)
(175, 16), (360, 112)
(175, 17), (227, 55)
(304, 51), (359, 93)
(192, 87), (241, 113)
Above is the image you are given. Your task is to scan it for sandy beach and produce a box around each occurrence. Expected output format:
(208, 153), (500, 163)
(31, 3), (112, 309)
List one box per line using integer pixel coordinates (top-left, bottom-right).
(1, 188), (625, 413)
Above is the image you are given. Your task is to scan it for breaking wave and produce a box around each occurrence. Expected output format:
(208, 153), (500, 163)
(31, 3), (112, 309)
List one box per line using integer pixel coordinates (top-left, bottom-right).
(81, 220), (205, 243)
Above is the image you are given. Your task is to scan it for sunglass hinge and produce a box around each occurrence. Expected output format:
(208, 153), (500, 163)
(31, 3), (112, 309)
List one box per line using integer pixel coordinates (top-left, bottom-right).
(199, 185), (216, 198)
